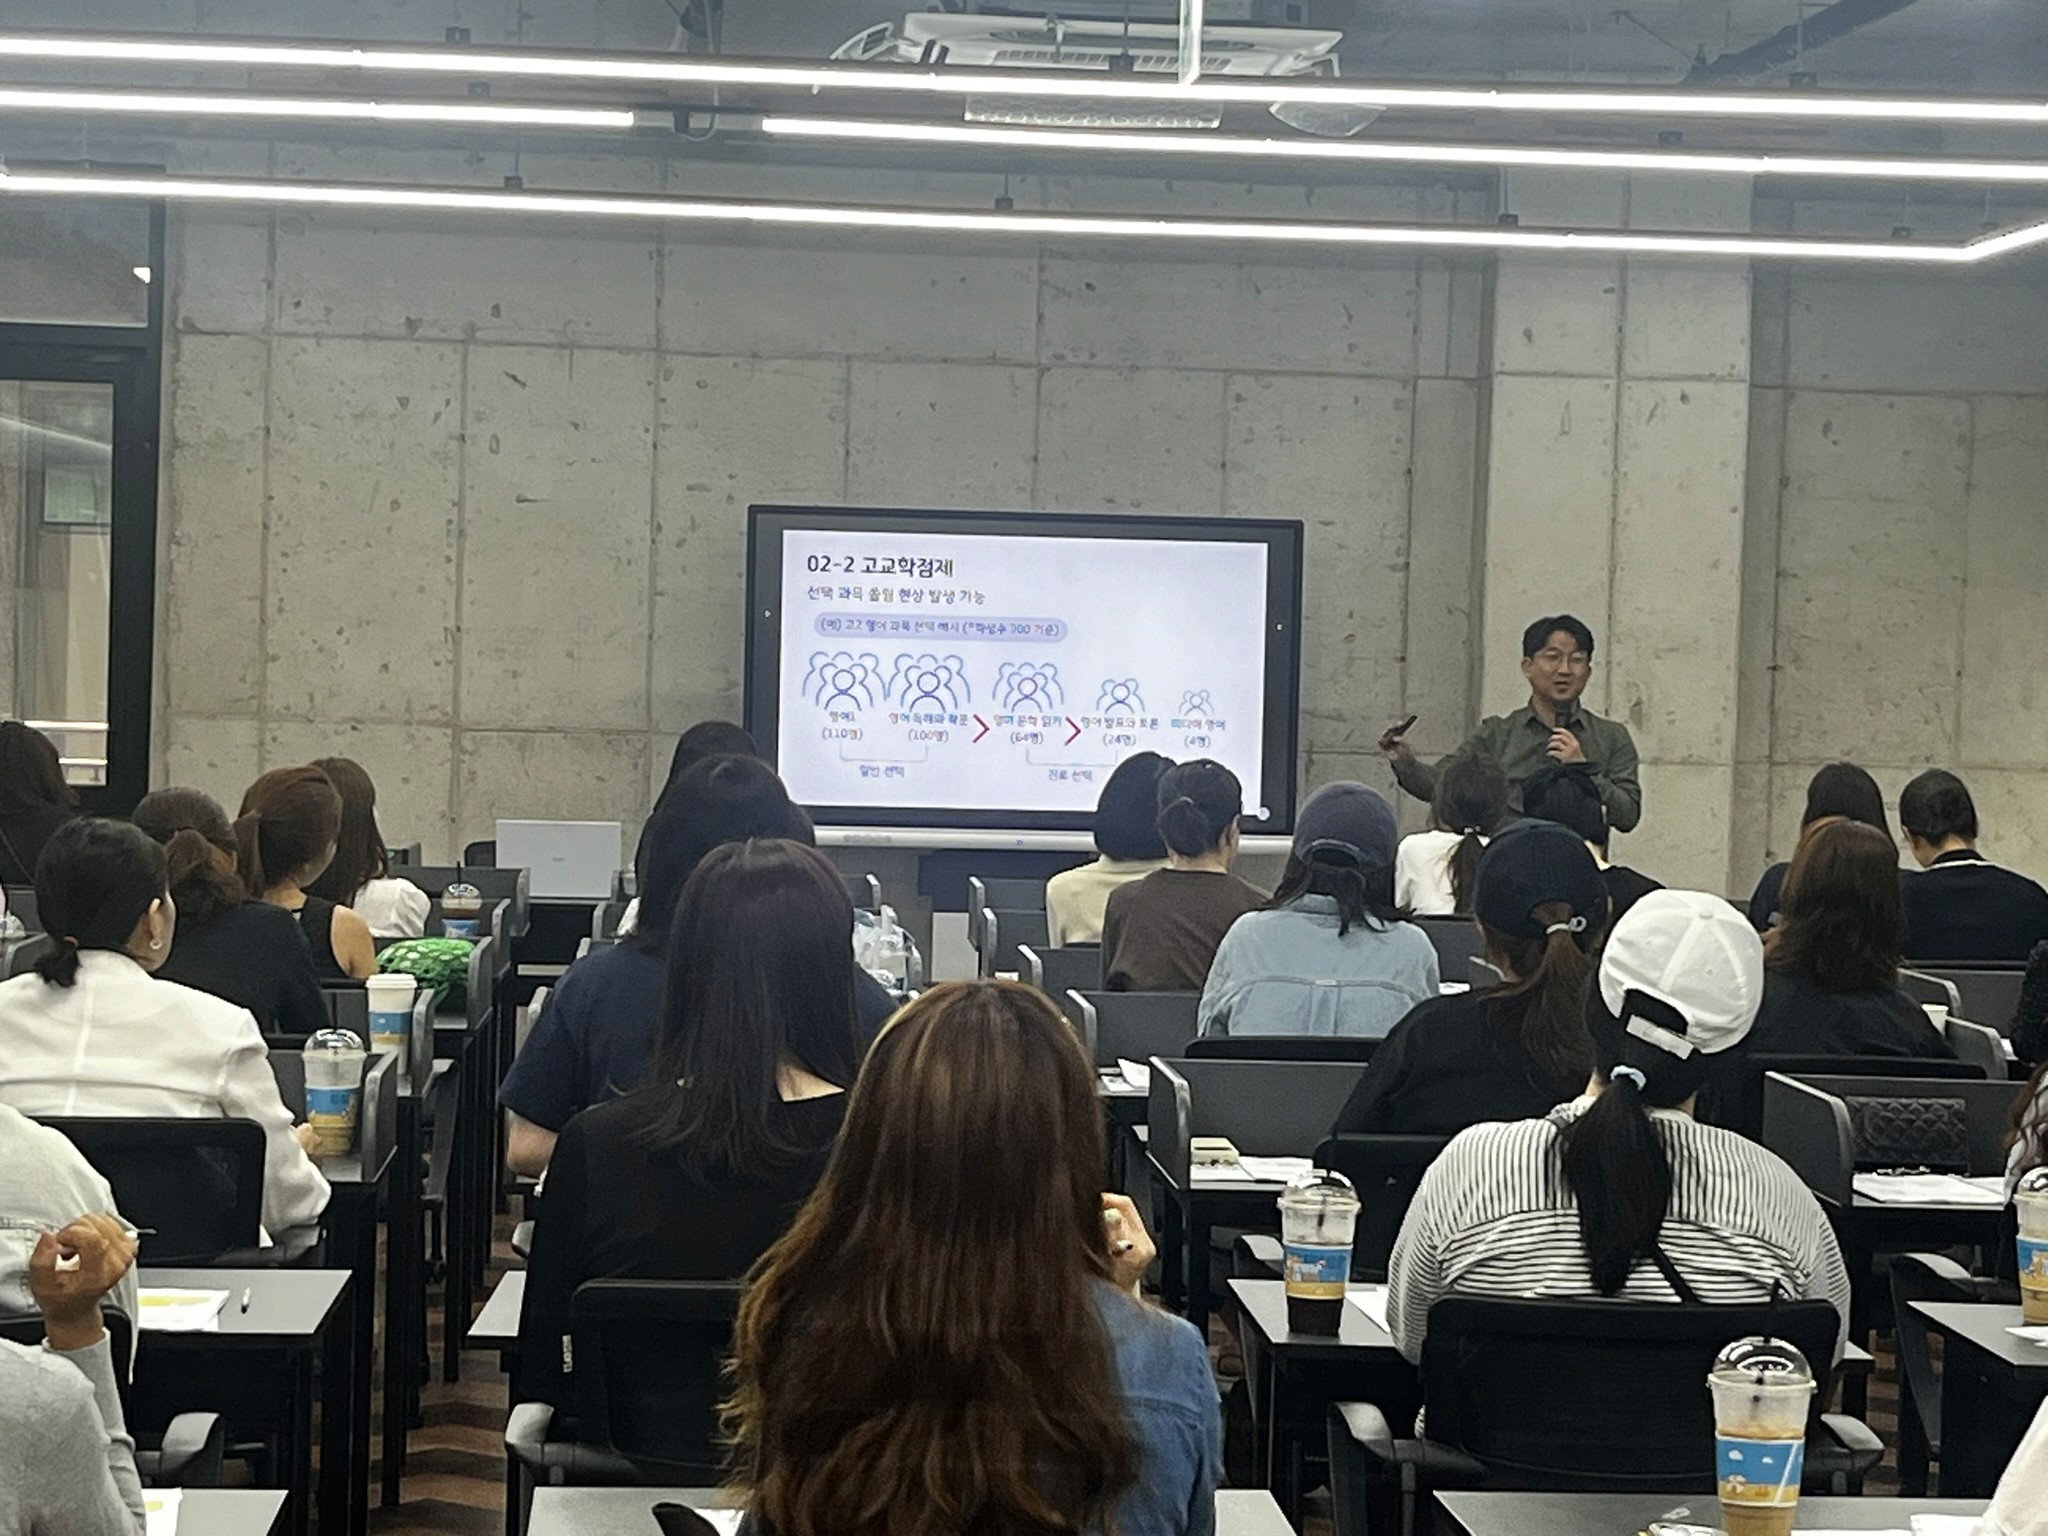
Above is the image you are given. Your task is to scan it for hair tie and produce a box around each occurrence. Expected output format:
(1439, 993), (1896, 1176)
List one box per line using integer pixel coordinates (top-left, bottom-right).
(1460, 825), (1483, 836)
(1545, 916), (1587, 936)
(1609, 1064), (1648, 1091)
(59, 935), (80, 949)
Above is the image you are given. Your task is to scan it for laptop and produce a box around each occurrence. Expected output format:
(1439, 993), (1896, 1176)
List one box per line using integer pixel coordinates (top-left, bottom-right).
(494, 819), (622, 899)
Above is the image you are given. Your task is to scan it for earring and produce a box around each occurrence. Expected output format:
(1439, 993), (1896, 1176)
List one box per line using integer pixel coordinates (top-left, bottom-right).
(148, 937), (164, 951)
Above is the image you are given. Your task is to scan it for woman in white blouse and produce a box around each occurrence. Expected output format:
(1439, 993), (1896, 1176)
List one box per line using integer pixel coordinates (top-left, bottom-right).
(304, 756), (430, 939)
(0, 818), (329, 1237)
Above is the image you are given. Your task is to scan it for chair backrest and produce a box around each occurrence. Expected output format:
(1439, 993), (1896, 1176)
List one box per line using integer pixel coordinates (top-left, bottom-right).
(1762, 1070), (2023, 1199)
(1418, 1295), (1844, 1490)
(978, 906), (1050, 978)
(3, 884), (40, 933)
(458, 867), (531, 940)
(1903, 966), (2028, 1034)
(463, 839), (497, 867)
(385, 843), (421, 867)
(406, 990), (436, 1090)
(568, 1279), (742, 1481)
(1187, 1035), (1379, 1063)
(1412, 915), (1486, 973)
(1728, 1052), (1983, 1142)
(321, 984), (369, 1041)
(1945, 1018), (2008, 1084)
(467, 936), (498, 1031)
(591, 900), (631, 942)
(0, 1311), (133, 1412)
(267, 1049), (396, 1173)
(1469, 957), (1507, 989)
(38, 1117), (265, 1264)
(1148, 1058), (1368, 1190)
(1018, 944), (1102, 1001)
(967, 876), (1047, 949)
(842, 872), (882, 913)
(403, 865), (463, 897)
(1068, 989), (1201, 1068)
(1314, 1132), (1453, 1281)
(4, 933), (52, 980)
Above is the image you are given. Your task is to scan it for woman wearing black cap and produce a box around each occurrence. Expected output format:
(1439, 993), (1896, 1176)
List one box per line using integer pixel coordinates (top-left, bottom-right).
(1197, 782), (1436, 1040)
(1386, 890), (1850, 1363)
(1331, 819), (1608, 1136)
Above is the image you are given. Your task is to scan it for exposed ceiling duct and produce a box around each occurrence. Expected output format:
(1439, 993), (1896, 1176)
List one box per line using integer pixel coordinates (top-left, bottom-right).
(1685, 0), (1923, 86)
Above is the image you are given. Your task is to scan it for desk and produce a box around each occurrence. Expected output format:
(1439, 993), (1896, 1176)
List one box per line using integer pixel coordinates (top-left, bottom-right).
(526, 1487), (1294, 1536)
(1437, 1491), (1986, 1535)
(433, 996), (496, 1384)
(1911, 1300), (2048, 1496)
(175, 1490), (289, 1536)
(465, 1270), (527, 1536)
(139, 1268), (350, 1536)
(315, 1145), (394, 1536)
(1149, 1153), (1286, 1338)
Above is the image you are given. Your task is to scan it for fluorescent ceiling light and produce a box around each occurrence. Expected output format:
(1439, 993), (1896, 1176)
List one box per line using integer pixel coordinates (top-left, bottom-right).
(2, 32), (2046, 125)
(0, 84), (636, 128)
(761, 115), (2048, 185)
(2, 163), (2040, 264)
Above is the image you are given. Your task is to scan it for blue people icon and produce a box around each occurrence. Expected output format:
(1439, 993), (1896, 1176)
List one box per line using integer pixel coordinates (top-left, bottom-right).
(887, 652), (969, 712)
(806, 650), (881, 711)
(996, 661), (1065, 711)
(1177, 689), (1215, 717)
(1097, 678), (1145, 714)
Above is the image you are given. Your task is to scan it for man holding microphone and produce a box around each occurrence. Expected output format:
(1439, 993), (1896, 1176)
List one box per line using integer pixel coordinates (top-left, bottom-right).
(1381, 614), (1643, 834)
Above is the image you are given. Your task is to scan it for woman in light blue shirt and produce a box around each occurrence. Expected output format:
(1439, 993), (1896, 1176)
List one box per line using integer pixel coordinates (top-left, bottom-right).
(1199, 782), (1439, 1039)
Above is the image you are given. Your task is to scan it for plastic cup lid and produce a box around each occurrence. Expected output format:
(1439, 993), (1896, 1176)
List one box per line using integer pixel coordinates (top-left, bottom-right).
(2017, 1166), (2048, 1198)
(1709, 1335), (1814, 1387)
(308, 1027), (365, 1053)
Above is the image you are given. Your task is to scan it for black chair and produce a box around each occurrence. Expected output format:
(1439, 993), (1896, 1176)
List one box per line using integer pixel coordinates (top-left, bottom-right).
(1888, 1249), (2021, 1496)
(3, 932), (52, 979)
(1067, 989), (1202, 1068)
(967, 876), (1047, 952)
(463, 839), (497, 867)
(590, 900), (631, 942)
(1328, 1295), (1879, 1536)
(505, 1279), (742, 1521)
(1411, 916), (1485, 976)
(1313, 1133), (1453, 1282)
(36, 1118), (265, 1266)
(1723, 1052), (1983, 1143)
(1901, 966), (2028, 1033)
(978, 905), (1050, 978)
(1018, 943), (1102, 1006)
(0, 1312), (226, 1486)
(4, 882), (40, 933)
(320, 983), (369, 1041)
(1187, 1035), (1379, 1063)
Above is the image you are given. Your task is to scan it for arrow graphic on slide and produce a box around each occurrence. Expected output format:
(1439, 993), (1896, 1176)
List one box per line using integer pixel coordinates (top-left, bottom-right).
(1066, 717), (1082, 746)
(972, 715), (990, 743)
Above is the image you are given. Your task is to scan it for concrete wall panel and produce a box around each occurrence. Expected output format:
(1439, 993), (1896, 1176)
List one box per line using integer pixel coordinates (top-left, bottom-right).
(1037, 367), (1224, 514)
(1959, 396), (2048, 770)
(263, 719), (455, 862)
(162, 715), (260, 815)
(456, 730), (651, 852)
(846, 363), (1037, 508)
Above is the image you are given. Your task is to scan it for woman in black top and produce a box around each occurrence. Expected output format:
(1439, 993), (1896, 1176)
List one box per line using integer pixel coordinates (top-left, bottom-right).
(518, 837), (864, 1410)
(132, 789), (329, 1040)
(0, 722), (77, 889)
(236, 766), (376, 981)
(1744, 762), (1890, 931)
(1333, 819), (1610, 1137)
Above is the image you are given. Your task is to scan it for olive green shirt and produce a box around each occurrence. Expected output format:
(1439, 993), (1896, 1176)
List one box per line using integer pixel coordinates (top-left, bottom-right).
(1392, 704), (1642, 833)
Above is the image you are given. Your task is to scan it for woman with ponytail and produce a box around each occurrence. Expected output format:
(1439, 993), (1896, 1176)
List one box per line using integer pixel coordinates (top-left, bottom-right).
(237, 766), (376, 981)
(1333, 818), (1608, 1135)
(1386, 889), (1849, 1364)
(1199, 782), (1436, 1039)
(1395, 756), (1509, 916)
(133, 788), (328, 1039)
(1100, 760), (1266, 993)
(0, 818), (329, 1235)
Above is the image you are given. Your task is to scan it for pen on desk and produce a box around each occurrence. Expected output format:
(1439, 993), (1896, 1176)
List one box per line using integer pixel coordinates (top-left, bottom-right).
(239, 1287), (252, 1314)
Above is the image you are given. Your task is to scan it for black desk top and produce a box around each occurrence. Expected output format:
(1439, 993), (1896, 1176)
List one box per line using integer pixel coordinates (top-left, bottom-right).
(172, 1489), (288, 1536)
(1228, 1277), (1398, 1356)
(1912, 1301), (2048, 1374)
(526, 1488), (1293, 1536)
(138, 1268), (349, 1344)
(1436, 1491), (1988, 1535)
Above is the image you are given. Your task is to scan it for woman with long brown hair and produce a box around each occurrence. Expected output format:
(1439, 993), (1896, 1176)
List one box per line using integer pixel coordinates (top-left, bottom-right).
(236, 766), (376, 981)
(303, 757), (430, 939)
(728, 981), (1219, 1536)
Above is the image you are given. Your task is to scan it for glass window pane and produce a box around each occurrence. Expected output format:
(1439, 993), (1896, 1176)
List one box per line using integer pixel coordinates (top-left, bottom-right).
(0, 380), (112, 788)
(0, 201), (151, 328)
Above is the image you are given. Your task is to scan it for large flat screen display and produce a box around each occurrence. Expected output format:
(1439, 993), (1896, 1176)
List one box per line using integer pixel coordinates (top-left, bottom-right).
(745, 506), (1303, 834)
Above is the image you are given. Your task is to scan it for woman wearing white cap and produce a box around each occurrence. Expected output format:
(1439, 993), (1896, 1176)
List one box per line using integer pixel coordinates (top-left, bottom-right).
(1386, 889), (1851, 1363)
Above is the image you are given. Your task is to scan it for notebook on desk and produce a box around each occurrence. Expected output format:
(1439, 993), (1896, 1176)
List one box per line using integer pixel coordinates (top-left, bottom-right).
(494, 820), (621, 899)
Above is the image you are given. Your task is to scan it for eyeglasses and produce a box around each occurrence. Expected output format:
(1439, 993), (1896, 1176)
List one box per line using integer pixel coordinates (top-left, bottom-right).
(1535, 649), (1591, 670)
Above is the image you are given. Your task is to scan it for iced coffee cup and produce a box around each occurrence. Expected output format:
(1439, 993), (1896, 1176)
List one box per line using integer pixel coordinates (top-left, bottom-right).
(1709, 1336), (1816, 1536)
(2017, 1166), (2048, 1325)
(1277, 1170), (1360, 1335)
(442, 882), (484, 940)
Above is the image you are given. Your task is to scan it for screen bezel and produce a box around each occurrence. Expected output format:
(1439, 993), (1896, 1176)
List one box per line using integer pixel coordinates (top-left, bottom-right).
(744, 505), (1304, 835)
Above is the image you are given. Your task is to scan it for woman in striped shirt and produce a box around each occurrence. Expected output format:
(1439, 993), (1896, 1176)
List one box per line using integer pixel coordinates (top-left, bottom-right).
(1388, 889), (1851, 1362)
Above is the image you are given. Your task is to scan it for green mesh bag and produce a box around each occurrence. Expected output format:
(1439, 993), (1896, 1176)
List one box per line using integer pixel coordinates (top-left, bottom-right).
(377, 936), (474, 1009)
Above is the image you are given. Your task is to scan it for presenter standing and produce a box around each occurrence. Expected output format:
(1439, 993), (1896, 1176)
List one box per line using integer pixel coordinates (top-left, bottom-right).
(1381, 614), (1643, 833)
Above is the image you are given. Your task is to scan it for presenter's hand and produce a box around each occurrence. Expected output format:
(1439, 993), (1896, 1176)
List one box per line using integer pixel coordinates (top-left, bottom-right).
(1547, 729), (1587, 765)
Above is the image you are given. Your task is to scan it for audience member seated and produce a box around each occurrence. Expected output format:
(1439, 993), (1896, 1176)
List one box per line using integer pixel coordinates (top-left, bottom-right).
(727, 980), (1218, 1536)
(1899, 768), (2048, 963)
(132, 788), (328, 1039)
(518, 839), (863, 1410)
(1521, 761), (1663, 922)
(1199, 782), (1437, 1040)
(1102, 759), (1265, 993)
(499, 755), (898, 1176)
(0, 1215), (145, 1536)
(2017, 940), (2048, 1067)
(618, 719), (760, 936)
(1332, 818), (1607, 1136)
(0, 721), (78, 890)
(1746, 761), (1890, 931)
(1394, 755), (1508, 916)
(0, 1103), (137, 1350)
(1388, 891), (1851, 1363)
(1706, 819), (1956, 1128)
(0, 819), (328, 1235)
(236, 766), (376, 981)
(2012, 1055), (2048, 1193)
(1046, 751), (1173, 946)
(304, 757), (430, 940)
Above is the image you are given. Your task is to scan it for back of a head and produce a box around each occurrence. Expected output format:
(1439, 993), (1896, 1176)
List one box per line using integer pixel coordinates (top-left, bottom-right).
(1154, 758), (1242, 858)
(1471, 818), (1609, 1093)
(32, 818), (168, 988)
(1770, 817), (1905, 993)
(133, 787), (245, 923)
(640, 838), (860, 1175)
(1561, 891), (1764, 1294)
(730, 980), (1135, 1536)
(1898, 768), (1978, 847)
(1433, 756), (1511, 914)
(1801, 761), (1891, 839)
(1520, 762), (1610, 850)
(1092, 751), (1173, 862)
(1274, 780), (1401, 936)
(236, 766), (344, 897)
(634, 754), (813, 952)
(304, 756), (389, 905)
(665, 720), (759, 790)
(0, 721), (76, 813)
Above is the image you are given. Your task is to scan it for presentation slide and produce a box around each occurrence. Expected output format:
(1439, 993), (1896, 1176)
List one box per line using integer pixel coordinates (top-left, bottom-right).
(747, 510), (1302, 832)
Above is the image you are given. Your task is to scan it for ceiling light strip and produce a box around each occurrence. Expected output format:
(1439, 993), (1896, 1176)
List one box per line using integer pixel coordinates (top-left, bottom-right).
(0, 84), (636, 127)
(760, 115), (2048, 184)
(2, 32), (2045, 124)
(0, 164), (2010, 262)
